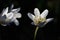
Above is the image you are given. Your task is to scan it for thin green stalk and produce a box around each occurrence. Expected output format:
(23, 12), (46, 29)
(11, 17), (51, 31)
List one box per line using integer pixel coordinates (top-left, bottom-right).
(34, 26), (39, 40)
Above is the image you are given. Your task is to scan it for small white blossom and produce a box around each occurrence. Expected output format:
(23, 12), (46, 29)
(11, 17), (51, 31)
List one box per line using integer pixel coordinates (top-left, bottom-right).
(0, 4), (22, 26)
(27, 8), (53, 27)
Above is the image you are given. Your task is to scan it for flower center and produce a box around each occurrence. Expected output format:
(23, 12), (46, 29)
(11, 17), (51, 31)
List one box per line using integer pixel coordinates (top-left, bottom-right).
(34, 16), (46, 25)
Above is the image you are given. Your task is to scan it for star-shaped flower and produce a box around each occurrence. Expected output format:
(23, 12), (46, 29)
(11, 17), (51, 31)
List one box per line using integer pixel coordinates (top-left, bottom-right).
(27, 8), (53, 27)
(0, 4), (22, 26)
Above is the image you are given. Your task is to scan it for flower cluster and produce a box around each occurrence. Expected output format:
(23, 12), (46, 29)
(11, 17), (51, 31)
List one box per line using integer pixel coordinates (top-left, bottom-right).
(0, 4), (21, 26)
(0, 4), (53, 26)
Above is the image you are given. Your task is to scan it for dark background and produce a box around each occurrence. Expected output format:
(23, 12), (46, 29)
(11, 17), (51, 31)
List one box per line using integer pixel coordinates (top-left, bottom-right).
(0, 0), (58, 40)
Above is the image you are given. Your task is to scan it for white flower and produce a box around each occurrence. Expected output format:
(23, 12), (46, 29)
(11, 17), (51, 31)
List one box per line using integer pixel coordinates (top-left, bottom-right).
(27, 8), (53, 27)
(0, 4), (22, 26)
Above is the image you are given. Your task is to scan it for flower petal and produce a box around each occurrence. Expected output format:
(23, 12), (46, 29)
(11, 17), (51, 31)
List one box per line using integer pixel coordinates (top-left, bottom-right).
(11, 8), (20, 13)
(14, 13), (22, 18)
(10, 4), (14, 9)
(2, 7), (8, 16)
(7, 12), (13, 19)
(27, 13), (35, 21)
(1, 8), (5, 14)
(41, 9), (48, 18)
(9, 4), (14, 12)
(13, 19), (19, 26)
(45, 18), (54, 23)
(34, 8), (40, 17)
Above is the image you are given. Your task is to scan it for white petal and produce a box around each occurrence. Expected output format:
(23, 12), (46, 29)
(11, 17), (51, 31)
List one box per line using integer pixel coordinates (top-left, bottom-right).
(11, 8), (20, 13)
(41, 9), (48, 18)
(7, 13), (13, 19)
(2, 7), (8, 16)
(34, 8), (40, 17)
(27, 13), (35, 21)
(13, 19), (19, 26)
(14, 13), (22, 18)
(11, 9), (17, 11)
(11, 4), (14, 9)
(9, 4), (14, 11)
(46, 18), (53, 23)
(1, 8), (5, 14)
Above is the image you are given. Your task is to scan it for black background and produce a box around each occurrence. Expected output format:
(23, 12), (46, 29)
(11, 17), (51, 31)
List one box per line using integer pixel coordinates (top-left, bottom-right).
(0, 0), (58, 40)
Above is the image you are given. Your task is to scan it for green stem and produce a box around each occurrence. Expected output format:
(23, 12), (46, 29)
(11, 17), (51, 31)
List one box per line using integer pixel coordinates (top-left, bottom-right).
(34, 26), (39, 40)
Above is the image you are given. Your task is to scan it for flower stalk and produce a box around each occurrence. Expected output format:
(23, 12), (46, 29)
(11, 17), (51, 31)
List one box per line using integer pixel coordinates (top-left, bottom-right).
(34, 26), (39, 40)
